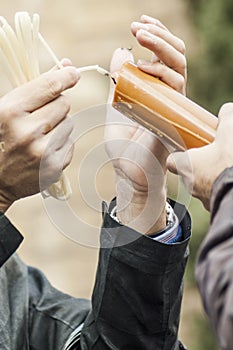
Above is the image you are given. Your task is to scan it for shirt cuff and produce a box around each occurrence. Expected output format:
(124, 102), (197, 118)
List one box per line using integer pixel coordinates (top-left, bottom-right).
(110, 201), (183, 244)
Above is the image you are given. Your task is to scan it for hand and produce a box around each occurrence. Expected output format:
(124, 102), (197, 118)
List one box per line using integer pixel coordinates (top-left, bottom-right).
(131, 14), (187, 94)
(167, 103), (233, 210)
(105, 16), (187, 234)
(0, 64), (80, 212)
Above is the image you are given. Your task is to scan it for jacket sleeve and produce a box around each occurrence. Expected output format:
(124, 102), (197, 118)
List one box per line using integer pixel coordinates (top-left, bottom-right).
(0, 211), (23, 267)
(80, 200), (191, 350)
(195, 166), (233, 350)
(0, 212), (91, 350)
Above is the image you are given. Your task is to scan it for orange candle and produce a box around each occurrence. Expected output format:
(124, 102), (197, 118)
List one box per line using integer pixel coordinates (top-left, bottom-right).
(113, 62), (218, 150)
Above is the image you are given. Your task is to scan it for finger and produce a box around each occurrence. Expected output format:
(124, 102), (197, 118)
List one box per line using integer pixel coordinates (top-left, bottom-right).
(131, 22), (185, 54)
(166, 151), (186, 175)
(106, 48), (136, 132)
(2, 67), (80, 115)
(110, 48), (134, 76)
(40, 140), (74, 189)
(135, 29), (186, 78)
(31, 94), (71, 135)
(45, 138), (74, 177)
(49, 58), (73, 72)
(57, 141), (74, 170)
(108, 48), (134, 103)
(215, 103), (233, 145)
(167, 149), (196, 190)
(43, 115), (74, 151)
(140, 15), (169, 31)
(137, 60), (186, 94)
(218, 102), (233, 122)
(150, 53), (160, 63)
(4, 95), (71, 150)
(34, 117), (74, 182)
(167, 150), (194, 197)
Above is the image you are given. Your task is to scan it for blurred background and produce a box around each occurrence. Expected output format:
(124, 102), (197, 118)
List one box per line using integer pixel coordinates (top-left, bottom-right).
(1, 0), (232, 348)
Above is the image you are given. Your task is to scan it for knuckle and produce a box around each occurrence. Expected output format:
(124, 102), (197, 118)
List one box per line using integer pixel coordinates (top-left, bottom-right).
(181, 56), (187, 71)
(59, 94), (71, 114)
(45, 75), (63, 99)
(176, 75), (186, 92)
(0, 101), (20, 120)
(55, 116), (74, 140)
(159, 63), (167, 74)
(42, 67), (79, 100)
(10, 121), (33, 149)
(67, 67), (78, 86)
(178, 39), (186, 54)
(63, 115), (74, 132)
(175, 56), (187, 75)
(176, 55), (187, 74)
(28, 142), (44, 162)
(65, 67), (80, 87)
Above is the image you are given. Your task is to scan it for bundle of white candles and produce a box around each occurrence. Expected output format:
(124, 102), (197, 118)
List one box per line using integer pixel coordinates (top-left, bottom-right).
(0, 11), (110, 200)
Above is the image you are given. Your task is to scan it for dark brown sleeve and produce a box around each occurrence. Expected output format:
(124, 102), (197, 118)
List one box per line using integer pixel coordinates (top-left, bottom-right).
(195, 166), (233, 350)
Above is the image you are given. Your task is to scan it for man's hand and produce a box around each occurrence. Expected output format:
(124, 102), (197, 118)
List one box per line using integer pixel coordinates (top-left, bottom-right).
(0, 65), (80, 212)
(131, 14), (187, 94)
(167, 103), (233, 210)
(105, 15), (187, 234)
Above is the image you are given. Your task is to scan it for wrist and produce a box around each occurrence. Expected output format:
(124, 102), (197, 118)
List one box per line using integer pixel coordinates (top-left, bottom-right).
(116, 184), (167, 234)
(0, 192), (13, 213)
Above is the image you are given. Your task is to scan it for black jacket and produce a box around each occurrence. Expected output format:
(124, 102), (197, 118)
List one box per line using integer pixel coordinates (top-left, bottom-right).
(0, 200), (191, 349)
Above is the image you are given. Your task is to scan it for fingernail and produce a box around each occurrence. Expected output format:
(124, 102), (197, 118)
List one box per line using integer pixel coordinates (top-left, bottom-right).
(131, 22), (149, 30)
(140, 14), (154, 22)
(120, 47), (133, 51)
(137, 29), (155, 42)
(131, 21), (137, 28)
(110, 48), (134, 73)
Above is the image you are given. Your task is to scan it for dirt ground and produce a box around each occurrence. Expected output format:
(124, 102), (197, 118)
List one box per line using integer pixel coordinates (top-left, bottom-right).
(0, 0), (203, 347)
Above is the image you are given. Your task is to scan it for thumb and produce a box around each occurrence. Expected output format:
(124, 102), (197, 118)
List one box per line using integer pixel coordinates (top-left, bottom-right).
(49, 58), (73, 72)
(166, 151), (189, 175)
(108, 48), (134, 103)
(110, 47), (134, 76)
(218, 102), (233, 122)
